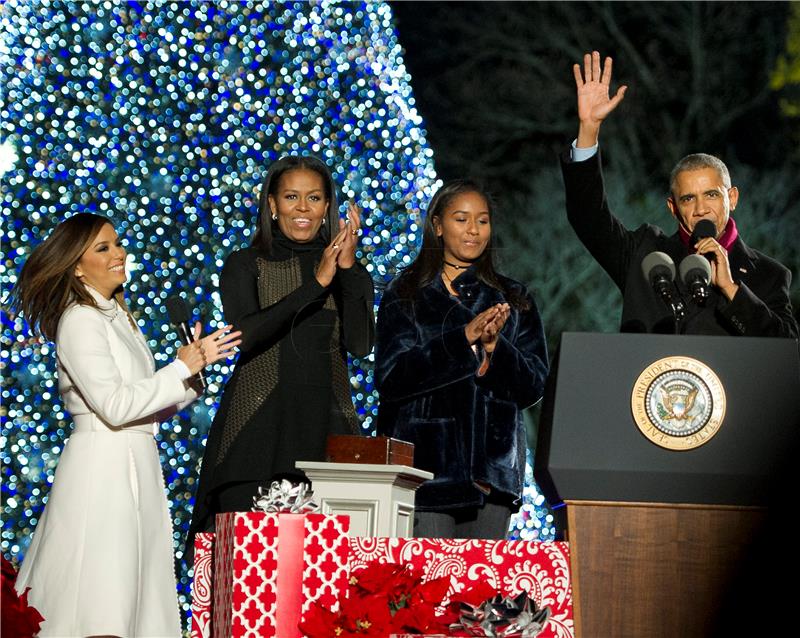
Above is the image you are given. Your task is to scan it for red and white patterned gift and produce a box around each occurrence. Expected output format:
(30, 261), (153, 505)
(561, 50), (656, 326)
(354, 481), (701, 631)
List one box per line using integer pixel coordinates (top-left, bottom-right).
(213, 512), (350, 638)
(349, 538), (574, 638)
(190, 532), (215, 638)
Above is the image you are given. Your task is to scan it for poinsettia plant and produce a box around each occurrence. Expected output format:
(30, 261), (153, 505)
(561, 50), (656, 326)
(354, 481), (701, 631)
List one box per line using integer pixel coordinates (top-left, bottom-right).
(1, 555), (44, 638)
(299, 561), (451, 637)
(298, 560), (551, 638)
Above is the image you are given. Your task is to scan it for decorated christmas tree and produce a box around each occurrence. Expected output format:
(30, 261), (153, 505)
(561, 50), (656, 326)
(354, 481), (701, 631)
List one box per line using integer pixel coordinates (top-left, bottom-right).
(1, 0), (554, 625)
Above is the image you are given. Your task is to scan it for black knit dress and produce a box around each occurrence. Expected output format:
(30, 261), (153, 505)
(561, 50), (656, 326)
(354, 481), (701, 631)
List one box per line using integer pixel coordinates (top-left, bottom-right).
(188, 230), (374, 539)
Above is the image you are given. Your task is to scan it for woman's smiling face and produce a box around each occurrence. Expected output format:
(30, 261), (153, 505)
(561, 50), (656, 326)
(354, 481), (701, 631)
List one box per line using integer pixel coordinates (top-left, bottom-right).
(74, 223), (127, 298)
(434, 190), (491, 266)
(268, 168), (330, 243)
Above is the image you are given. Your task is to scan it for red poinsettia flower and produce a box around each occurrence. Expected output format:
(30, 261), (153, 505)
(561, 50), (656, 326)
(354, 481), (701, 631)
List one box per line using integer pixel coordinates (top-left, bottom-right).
(409, 575), (451, 607)
(300, 589), (395, 637)
(339, 592), (395, 636)
(1, 556), (45, 638)
(301, 560), (504, 638)
(355, 561), (425, 611)
(298, 604), (343, 638)
(453, 579), (499, 607)
(352, 562), (404, 595)
(391, 603), (452, 635)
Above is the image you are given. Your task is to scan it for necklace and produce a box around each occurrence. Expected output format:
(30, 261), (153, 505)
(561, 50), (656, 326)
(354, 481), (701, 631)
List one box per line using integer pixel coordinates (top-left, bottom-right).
(443, 260), (469, 270)
(441, 266), (459, 296)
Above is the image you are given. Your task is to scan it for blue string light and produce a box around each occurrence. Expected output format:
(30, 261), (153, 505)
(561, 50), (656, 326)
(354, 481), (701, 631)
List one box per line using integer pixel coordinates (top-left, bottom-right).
(1, 0), (553, 628)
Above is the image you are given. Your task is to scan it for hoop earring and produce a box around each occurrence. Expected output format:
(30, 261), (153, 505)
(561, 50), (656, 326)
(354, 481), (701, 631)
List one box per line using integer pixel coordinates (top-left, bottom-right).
(322, 218), (326, 225)
(271, 213), (277, 221)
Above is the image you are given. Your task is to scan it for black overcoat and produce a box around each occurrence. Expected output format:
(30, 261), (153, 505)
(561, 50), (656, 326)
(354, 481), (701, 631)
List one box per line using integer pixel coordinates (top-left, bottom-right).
(560, 150), (797, 338)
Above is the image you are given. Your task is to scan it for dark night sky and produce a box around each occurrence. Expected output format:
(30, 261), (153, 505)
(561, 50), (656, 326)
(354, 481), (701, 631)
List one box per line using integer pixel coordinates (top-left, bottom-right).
(389, 0), (799, 324)
(390, 1), (796, 179)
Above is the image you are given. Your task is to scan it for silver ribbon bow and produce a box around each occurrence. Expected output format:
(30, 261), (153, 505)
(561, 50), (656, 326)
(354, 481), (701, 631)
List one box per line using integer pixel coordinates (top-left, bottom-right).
(252, 479), (319, 513)
(449, 592), (552, 637)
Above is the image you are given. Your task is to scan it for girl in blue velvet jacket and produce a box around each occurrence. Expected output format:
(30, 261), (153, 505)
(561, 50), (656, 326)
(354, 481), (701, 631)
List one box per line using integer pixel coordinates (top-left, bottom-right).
(375, 179), (549, 539)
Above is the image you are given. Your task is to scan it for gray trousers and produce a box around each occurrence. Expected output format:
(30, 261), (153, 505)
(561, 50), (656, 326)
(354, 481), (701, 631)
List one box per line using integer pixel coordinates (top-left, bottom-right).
(414, 502), (512, 540)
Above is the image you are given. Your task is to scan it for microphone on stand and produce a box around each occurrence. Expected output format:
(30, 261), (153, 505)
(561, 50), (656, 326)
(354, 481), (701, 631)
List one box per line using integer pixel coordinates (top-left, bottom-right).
(679, 254), (712, 304)
(165, 294), (207, 390)
(642, 251), (685, 328)
(642, 251), (676, 301)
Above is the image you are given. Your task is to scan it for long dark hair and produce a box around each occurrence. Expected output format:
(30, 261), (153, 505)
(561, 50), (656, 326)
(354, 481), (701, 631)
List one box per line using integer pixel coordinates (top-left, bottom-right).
(11, 213), (126, 341)
(396, 179), (528, 309)
(251, 155), (339, 254)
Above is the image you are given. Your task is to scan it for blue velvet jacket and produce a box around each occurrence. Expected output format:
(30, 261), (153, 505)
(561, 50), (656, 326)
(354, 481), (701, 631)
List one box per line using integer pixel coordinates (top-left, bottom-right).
(375, 268), (549, 511)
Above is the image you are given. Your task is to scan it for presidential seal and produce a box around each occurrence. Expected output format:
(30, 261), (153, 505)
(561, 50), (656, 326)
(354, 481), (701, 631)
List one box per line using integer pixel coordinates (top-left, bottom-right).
(631, 356), (726, 450)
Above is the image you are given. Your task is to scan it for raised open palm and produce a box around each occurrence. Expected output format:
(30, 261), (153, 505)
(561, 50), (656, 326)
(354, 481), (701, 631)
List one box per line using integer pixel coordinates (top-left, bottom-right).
(574, 51), (627, 129)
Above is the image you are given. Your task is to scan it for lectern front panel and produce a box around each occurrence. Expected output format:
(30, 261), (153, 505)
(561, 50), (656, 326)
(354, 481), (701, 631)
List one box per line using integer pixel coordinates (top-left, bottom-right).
(535, 332), (800, 506)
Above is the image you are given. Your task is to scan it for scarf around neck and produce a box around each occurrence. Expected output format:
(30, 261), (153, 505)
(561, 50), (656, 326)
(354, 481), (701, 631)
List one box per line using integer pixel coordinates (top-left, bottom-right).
(678, 217), (739, 252)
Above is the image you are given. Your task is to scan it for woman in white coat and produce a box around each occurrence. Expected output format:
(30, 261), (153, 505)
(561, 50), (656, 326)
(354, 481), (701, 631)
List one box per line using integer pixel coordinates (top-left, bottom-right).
(11, 213), (241, 637)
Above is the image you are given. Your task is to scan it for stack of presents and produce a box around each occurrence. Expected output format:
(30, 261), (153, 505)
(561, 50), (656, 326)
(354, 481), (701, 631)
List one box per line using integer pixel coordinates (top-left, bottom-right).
(191, 438), (574, 638)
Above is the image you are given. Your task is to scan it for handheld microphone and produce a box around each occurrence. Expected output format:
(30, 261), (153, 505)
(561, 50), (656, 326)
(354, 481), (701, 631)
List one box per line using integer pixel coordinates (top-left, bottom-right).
(691, 219), (717, 255)
(679, 254), (712, 304)
(165, 294), (207, 390)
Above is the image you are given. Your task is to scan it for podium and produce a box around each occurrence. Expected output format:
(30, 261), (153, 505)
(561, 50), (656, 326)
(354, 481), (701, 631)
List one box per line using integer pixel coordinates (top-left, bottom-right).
(534, 332), (800, 638)
(295, 461), (433, 537)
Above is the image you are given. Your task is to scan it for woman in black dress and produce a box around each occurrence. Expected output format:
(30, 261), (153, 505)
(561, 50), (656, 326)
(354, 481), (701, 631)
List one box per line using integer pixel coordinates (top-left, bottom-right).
(189, 156), (374, 538)
(375, 179), (549, 540)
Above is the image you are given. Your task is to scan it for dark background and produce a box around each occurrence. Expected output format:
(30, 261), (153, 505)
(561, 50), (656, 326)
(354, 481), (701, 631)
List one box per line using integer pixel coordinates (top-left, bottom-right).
(388, 5), (800, 627)
(391, 1), (799, 354)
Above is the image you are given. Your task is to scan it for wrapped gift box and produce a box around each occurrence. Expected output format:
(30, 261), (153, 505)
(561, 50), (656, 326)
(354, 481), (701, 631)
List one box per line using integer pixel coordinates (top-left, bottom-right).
(190, 532), (215, 638)
(213, 512), (350, 638)
(349, 538), (574, 638)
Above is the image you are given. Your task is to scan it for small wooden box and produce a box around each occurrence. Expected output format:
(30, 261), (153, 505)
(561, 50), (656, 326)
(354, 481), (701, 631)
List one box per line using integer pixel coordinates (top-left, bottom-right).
(325, 435), (414, 466)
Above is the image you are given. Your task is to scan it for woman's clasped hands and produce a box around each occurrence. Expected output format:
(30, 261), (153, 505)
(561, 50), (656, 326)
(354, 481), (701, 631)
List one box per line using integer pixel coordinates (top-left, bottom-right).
(465, 303), (510, 354)
(315, 202), (363, 287)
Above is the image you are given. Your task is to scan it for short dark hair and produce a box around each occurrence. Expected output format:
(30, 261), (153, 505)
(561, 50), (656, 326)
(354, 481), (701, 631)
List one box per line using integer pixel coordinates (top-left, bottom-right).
(669, 153), (732, 197)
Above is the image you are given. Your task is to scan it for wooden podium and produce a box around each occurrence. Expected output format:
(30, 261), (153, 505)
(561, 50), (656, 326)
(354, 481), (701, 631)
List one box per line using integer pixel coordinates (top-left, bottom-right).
(534, 332), (800, 638)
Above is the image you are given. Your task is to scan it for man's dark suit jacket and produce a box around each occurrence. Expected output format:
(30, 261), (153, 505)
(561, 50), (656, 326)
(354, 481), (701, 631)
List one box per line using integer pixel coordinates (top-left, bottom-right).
(561, 150), (798, 338)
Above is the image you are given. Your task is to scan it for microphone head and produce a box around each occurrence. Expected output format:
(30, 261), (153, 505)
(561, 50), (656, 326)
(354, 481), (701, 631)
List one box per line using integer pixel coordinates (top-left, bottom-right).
(165, 294), (190, 325)
(691, 219), (717, 244)
(679, 254), (712, 285)
(641, 251), (676, 284)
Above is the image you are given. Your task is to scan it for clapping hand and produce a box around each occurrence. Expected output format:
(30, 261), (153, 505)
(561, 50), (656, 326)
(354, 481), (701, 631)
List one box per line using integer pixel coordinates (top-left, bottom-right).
(178, 322), (242, 377)
(480, 303), (510, 353)
(315, 202), (363, 287)
(336, 203), (362, 270)
(465, 303), (509, 348)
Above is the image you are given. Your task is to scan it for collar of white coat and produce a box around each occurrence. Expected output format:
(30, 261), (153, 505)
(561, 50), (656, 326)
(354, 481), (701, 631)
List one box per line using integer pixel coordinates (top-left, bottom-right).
(83, 284), (124, 321)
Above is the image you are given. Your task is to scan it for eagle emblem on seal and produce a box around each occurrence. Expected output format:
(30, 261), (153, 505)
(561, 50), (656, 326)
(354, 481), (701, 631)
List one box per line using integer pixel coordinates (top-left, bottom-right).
(660, 385), (698, 421)
(632, 357), (727, 450)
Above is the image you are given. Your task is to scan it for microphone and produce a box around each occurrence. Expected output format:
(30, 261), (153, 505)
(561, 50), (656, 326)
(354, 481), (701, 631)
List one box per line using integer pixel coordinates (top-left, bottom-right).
(642, 251), (676, 300)
(691, 219), (717, 255)
(165, 294), (207, 390)
(642, 251), (685, 327)
(679, 254), (712, 304)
